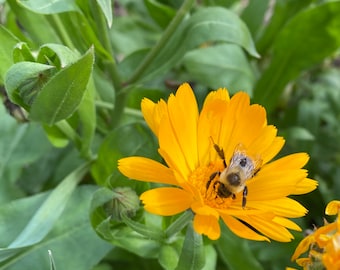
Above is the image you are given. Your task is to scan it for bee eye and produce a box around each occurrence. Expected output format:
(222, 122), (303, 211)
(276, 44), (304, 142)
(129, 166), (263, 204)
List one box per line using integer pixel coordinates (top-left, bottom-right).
(239, 158), (247, 167)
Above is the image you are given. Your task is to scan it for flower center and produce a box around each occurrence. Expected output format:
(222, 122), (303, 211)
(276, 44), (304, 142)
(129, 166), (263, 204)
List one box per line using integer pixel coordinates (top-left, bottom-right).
(189, 161), (234, 209)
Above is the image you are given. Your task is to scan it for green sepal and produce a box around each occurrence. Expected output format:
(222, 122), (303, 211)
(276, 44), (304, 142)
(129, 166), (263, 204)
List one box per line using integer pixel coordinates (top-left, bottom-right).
(4, 62), (56, 110)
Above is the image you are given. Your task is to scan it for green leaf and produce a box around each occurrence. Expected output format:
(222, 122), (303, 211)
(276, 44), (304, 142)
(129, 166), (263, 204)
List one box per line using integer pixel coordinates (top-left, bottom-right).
(42, 124), (69, 148)
(175, 222), (205, 270)
(0, 104), (51, 203)
(144, 0), (176, 29)
(55, 12), (113, 61)
(29, 47), (94, 125)
(120, 6), (259, 83)
(12, 42), (35, 63)
(17, 0), (78, 14)
(202, 245), (217, 270)
(0, 193), (48, 263)
(182, 44), (255, 94)
(184, 7), (259, 58)
(0, 190), (47, 247)
(159, 245), (179, 270)
(216, 223), (263, 270)
(91, 122), (158, 185)
(5, 62), (56, 109)
(240, 0), (270, 37)
(253, 2), (340, 111)
(256, 0), (312, 54)
(0, 186), (111, 270)
(6, 0), (61, 44)
(110, 17), (159, 57)
(96, 0), (113, 27)
(78, 76), (96, 158)
(0, 26), (20, 84)
(37, 43), (80, 68)
(0, 161), (91, 262)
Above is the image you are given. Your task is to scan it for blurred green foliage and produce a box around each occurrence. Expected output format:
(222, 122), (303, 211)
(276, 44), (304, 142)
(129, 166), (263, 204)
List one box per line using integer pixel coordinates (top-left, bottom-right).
(0, 0), (340, 269)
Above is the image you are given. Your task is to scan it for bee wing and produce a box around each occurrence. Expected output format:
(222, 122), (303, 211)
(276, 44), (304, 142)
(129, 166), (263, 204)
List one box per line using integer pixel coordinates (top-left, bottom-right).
(252, 154), (263, 173)
(229, 144), (262, 178)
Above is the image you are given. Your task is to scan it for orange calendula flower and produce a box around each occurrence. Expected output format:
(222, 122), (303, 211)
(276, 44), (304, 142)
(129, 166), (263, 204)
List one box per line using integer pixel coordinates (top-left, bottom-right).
(291, 200), (340, 269)
(118, 83), (317, 241)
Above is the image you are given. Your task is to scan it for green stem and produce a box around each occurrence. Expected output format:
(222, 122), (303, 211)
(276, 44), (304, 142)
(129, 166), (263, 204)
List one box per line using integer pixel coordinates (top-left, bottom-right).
(125, 0), (195, 85)
(92, 4), (122, 92)
(95, 100), (114, 109)
(91, 1), (125, 128)
(165, 210), (194, 239)
(50, 14), (75, 49)
(55, 120), (82, 149)
(124, 107), (143, 118)
(111, 91), (127, 127)
(94, 101), (143, 118)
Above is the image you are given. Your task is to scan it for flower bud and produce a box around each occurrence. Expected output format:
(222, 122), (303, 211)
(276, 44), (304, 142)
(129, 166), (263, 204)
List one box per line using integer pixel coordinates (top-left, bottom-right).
(106, 187), (140, 221)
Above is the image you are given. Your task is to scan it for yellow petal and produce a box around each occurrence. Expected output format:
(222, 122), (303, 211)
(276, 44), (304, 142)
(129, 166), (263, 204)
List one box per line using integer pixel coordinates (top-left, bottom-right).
(230, 104), (267, 150)
(191, 201), (219, 219)
(260, 153), (310, 173)
(219, 208), (267, 216)
(220, 214), (270, 241)
(325, 200), (340, 215)
(248, 170), (308, 200)
(273, 216), (302, 231)
(291, 235), (314, 261)
(118, 157), (177, 185)
(141, 98), (167, 136)
(229, 92), (251, 116)
(197, 99), (228, 165)
(140, 187), (193, 216)
(219, 92), (253, 160)
(314, 222), (337, 240)
(247, 125), (282, 164)
(158, 83), (199, 179)
(166, 83), (199, 170)
(296, 258), (312, 267)
(193, 213), (220, 240)
(204, 88), (230, 105)
(292, 178), (318, 195)
(239, 215), (295, 242)
(260, 136), (285, 164)
(247, 198), (308, 218)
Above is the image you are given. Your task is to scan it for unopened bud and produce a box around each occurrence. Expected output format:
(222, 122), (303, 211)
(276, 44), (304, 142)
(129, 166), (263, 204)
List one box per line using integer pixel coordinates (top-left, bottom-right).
(106, 187), (140, 221)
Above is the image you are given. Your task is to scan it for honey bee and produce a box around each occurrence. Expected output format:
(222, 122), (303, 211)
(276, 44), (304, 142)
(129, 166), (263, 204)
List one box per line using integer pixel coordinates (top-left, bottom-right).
(206, 138), (262, 208)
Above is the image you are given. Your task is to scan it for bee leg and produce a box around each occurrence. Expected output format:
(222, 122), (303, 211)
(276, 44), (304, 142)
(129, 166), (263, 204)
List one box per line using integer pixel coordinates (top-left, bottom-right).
(242, 186), (248, 208)
(206, 171), (220, 190)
